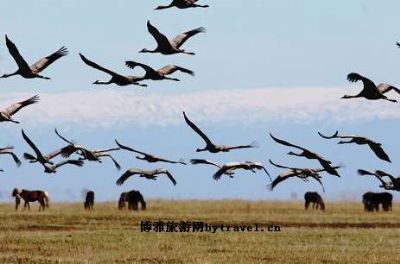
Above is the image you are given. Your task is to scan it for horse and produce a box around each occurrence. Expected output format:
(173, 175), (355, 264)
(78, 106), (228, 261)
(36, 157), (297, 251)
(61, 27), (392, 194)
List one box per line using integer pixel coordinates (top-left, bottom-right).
(118, 190), (146, 211)
(84, 190), (94, 210)
(12, 188), (49, 211)
(363, 192), (392, 212)
(304, 191), (325, 211)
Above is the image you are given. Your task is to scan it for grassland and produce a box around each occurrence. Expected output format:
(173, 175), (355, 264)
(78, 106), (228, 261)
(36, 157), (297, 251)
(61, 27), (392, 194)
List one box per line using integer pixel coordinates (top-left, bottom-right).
(0, 200), (399, 263)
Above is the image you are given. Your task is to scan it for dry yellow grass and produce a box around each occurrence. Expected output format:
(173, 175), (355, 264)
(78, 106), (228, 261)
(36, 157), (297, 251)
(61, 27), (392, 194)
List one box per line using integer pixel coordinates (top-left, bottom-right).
(0, 200), (399, 263)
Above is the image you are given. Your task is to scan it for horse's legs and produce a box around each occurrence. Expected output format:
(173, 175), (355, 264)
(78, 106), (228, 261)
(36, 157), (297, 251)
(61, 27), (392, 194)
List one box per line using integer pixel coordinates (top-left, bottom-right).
(305, 201), (310, 210)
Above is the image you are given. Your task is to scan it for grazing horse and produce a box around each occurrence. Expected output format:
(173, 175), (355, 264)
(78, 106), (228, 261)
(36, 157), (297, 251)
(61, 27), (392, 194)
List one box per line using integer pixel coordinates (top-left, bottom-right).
(12, 188), (49, 211)
(363, 192), (392, 212)
(118, 190), (146, 211)
(304, 192), (325, 211)
(84, 191), (94, 210)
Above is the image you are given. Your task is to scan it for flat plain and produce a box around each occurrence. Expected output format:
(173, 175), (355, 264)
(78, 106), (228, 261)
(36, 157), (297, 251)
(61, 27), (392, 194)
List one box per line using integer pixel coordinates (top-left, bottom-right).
(0, 200), (399, 264)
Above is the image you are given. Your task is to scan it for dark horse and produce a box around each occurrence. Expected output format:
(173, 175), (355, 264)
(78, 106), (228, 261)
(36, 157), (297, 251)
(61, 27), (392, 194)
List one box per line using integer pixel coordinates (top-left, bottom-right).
(363, 192), (392, 212)
(84, 190), (94, 210)
(304, 191), (325, 211)
(12, 188), (49, 211)
(118, 190), (146, 211)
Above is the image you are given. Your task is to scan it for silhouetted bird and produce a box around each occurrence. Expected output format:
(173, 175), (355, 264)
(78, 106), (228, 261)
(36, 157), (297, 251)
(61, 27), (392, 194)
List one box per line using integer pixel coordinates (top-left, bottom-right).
(125, 61), (194, 82)
(212, 161), (270, 181)
(116, 140), (186, 165)
(0, 95), (39, 123)
(79, 54), (147, 87)
(269, 133), (340, 177)
(184, 111), (258, 153)
(155, 0), (209, 10)
(268, 160), (338, 192)
(318, 131), (391, 163)
(190, 159), (235, 177)
(1, 35), (67, 80)
(21, 130), (83, 173)
(342, 73), (398, 102)
(116, 168), (177, 186)
(140, 21), (205, 55)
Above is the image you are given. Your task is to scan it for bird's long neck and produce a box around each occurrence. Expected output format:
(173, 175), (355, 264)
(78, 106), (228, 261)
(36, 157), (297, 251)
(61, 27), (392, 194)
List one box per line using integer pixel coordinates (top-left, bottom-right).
(141, 49), (158, 54)
(155, 4), (172, 10)
(341, 94), (360, 99)
(196, 4), (209, 8)
(94, 80), (112, 85)
(0, 71), (18, 78)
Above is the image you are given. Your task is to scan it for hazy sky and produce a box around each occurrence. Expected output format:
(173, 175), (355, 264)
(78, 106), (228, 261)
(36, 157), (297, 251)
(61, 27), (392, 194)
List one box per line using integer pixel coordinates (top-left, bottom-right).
(1, 1), (400, 202)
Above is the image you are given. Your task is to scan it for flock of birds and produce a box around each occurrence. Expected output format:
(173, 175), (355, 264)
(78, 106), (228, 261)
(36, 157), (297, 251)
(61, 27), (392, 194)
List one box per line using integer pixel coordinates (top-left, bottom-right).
(1, 0), (400, 195)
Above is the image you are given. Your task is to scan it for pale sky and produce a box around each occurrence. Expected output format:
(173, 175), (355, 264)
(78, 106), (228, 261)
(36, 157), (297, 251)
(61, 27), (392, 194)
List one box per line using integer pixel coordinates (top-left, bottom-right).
(1, 1), (400, 202)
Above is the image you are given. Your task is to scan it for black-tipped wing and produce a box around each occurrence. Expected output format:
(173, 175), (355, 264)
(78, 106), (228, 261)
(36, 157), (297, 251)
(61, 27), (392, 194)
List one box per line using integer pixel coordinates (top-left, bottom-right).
(190, 159), (221, 168)
(5, 35), (30, 72)
(0, 151), (21, 167)
(116, 168), (142, 186)
(54, 128), (75, 145)
(125, 61), (156, 74)
(183, 111), (213, 146)
(163, 170), (177, 185)
(269, 133), (305, 150)
(318, 131), (339, 139)
(21, 130), (46, 163)
(79, 53), (120, 77)
(171, 27), (206, 48)
(367, 142), (391, 162)
(347, 73), (380, 93)
(115, 140), (148, 156)
(358, 169), (377, 176)
(54, 159), (84, 169)
(268, 159), (295, 170)
(147, 21), (173, 49)
(157, 65), (194, 76)
(3, 95), (39, 116)
(31, 46), (68, 73)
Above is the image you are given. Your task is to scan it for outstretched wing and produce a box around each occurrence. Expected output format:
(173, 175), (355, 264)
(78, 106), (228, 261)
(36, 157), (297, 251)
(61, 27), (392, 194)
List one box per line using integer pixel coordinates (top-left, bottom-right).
(147, 21), (172, 49)
(125, 61), (156, 74)
(347, 73), (380, 94)
(269, 133), (305, 150)
(54, 128), (75, 145)
(116, 168), (142, 186)
(183, 111), (213, 147)
(5, 35), (30, 72)
(101, 154), (121, 170)
(30, 46), (68, 73)
(0, 151), (21, 167)
(115, 140), (148, 156)
(21, 129), (45, 162)
(376, 83), (400, 95)
(268, 171), (293, 191)
(357, 169), (375, 176)
(79, 53), (120, 77)
(190, 159), (220, 168)
(318, 131), (339, 139)
(268, 159), (296, 170)
(3, 95), (39, 116)
(163, 170), (177, 185)
(54, 159), (84, 169)
(171, 27), (206, 48)
(157, 65), (194, 76)
(367, 142), (391, 163)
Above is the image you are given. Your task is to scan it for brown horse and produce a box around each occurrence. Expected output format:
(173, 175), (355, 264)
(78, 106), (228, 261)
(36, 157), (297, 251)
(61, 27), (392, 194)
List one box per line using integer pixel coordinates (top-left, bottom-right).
(118, 190), (146, 211)
(84, 191), (94, 210)
(304, 191), (325, 211)
(12, 188), (49, 211)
